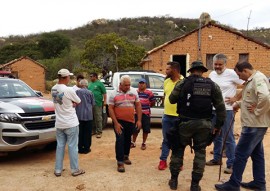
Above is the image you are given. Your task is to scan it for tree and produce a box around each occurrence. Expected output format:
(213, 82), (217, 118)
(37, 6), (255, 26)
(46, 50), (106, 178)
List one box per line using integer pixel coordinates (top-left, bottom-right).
(38, 33), (70, 59)
(81, 33), (145, 74)
(39, 47), (82, 80)
(0, 43), (42, 63)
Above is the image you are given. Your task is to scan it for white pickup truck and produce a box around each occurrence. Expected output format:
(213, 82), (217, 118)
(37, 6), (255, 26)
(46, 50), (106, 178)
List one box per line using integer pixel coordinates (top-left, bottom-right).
(102, 70), (165, 126)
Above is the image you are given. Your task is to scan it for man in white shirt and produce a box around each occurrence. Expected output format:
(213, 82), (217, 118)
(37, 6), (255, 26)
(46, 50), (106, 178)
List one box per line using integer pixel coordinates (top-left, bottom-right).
(206, 54), (244, 174)
(215, 62), (270, 191)
(51, 68), (85, 177)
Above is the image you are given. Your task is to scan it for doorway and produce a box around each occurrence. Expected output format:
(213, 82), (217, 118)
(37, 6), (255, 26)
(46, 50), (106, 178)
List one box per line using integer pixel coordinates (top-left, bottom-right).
(172, 55), (187, 77)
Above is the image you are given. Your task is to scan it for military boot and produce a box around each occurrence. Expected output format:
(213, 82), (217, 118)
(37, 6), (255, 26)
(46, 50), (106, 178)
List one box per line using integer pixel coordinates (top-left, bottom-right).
(190, 172), (202, 191)
(168, 175), (178, 190)
(190, 181), (201, 191)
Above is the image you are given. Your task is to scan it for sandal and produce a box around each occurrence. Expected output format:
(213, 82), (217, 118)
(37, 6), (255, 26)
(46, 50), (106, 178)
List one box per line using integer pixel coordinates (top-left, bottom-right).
(130, 142), (136, 148)
(54, 172), (61, 177)
(72, 169), (85, 177)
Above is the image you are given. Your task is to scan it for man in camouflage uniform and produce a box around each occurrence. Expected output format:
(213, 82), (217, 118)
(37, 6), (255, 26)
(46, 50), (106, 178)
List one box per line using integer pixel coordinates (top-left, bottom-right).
(168, 61), (226, 191)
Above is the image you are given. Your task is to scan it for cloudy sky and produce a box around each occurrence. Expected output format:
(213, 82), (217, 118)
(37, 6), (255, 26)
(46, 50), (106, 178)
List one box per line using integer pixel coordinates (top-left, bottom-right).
(0, 0), (269, 37)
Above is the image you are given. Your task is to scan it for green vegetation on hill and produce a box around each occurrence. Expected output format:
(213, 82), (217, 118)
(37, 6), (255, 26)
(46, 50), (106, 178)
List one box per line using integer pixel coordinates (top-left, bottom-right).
(0, 16), (269, 80)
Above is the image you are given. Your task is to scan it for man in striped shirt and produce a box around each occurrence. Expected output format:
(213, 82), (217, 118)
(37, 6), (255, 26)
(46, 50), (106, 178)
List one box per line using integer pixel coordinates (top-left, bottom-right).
(108, 75), (142, 173)
(131, 78), (155, 150)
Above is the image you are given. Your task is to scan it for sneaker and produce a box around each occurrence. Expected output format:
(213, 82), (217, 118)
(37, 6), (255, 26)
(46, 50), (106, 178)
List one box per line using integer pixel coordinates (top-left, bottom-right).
(96, 133), (102, 138)
(224, 167), (233, 174)
(130, 142), (136, 148)
(141, 143), (146, 150)
(158, 160), (167, 170)
(124, 156), (132, 165)
(206, 159), (222, 166)
(117, 163), (125, 173)
(54, 171), (61, 177)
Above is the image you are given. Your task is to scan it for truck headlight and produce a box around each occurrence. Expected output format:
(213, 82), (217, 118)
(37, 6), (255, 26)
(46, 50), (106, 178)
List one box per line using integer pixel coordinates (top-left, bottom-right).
(0, 113), (20, 123)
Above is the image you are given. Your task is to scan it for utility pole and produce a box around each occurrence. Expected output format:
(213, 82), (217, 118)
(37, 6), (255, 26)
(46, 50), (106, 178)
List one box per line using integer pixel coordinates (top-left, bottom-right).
(114, 45), (118, 72)
(247, 10), (252, 37)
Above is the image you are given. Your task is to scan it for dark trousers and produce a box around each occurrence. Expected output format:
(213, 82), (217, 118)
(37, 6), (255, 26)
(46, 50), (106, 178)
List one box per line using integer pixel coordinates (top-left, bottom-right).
(78, 120), (92, 153)
(170, 119), (211, 179)
(114, 120), (134, 163)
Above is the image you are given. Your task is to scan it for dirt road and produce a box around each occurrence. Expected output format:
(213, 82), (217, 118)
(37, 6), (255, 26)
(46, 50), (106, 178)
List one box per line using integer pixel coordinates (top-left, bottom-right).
(0, 117), (269, 191)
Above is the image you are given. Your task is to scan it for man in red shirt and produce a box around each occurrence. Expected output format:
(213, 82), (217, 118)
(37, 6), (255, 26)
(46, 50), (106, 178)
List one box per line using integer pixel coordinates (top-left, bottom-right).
(131, 78), (155, 150)
(108, 75), (142, 173)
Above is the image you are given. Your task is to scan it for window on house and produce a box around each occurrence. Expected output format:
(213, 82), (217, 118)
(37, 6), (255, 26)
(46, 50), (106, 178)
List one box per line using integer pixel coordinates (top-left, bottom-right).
(206, 54), (216, 70)
(239, 53), (249, 63)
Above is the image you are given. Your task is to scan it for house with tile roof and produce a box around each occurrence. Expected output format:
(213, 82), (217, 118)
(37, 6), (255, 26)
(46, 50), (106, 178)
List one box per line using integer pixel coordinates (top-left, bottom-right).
(140, 22), (270, 77)
(0, 56), (47, 92)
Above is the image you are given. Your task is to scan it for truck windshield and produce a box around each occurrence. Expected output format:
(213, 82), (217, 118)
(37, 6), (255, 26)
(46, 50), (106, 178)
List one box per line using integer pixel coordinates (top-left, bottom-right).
(0, 80), (37, 98)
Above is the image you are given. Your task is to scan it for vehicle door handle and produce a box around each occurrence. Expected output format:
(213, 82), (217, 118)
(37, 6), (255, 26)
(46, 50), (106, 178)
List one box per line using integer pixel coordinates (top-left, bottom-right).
(153, 93), (158, 95)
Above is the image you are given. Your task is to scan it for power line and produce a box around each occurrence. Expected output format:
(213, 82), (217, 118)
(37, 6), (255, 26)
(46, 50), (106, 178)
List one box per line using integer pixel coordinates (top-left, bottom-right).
(247, 10), (252, 36)
(214, 4), (253, 19)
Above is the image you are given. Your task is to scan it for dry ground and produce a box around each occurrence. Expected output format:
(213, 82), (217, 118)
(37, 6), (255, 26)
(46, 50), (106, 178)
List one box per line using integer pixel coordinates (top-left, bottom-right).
(0, 94), (269, 190)
(0, 112), (269, 191)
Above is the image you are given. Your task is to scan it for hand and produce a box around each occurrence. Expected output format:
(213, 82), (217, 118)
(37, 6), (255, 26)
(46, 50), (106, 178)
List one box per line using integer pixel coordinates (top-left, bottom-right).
(114, 123), (123, 135)
(212, 128), (221, 135)
(225, 97), (237, 105)
(232, 102), (240, 112)
(135, 120), (142, 130)
(247, 103), (256, 113)
(72, 102), (77, 107)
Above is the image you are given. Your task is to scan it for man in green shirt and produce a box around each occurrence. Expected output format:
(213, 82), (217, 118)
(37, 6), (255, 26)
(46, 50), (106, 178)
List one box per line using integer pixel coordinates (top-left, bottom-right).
(88, 72), (107, 138)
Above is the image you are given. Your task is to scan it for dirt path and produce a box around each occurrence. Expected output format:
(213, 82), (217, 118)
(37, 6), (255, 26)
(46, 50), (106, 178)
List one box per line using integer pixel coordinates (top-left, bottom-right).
(0, 113), (269, 191)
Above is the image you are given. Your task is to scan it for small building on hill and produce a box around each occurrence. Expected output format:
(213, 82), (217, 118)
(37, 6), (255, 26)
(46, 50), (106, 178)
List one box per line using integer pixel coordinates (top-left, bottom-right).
(0, 56), (47, 92)
(140, 22), (270, 77)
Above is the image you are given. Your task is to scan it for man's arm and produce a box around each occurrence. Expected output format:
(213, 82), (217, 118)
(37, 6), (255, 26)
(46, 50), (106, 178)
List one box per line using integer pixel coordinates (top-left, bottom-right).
(225, 90), (242, 105)
(108, 104), (122, 135)
(212, 83), (226, 131)
(66, 87), (81, 104)
(149, 91), (155, 107)
(169, 80), (184, 104)
(103, 94), (107, 106)
(135, 101), (142, 129)
(253, 78), (270, 115)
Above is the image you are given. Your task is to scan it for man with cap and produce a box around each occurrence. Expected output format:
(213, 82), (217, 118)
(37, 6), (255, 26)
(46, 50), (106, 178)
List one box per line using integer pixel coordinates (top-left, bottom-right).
(51, 68), (85, 177)
(167, 61), (226, 190)
(131, 78), (155, 150)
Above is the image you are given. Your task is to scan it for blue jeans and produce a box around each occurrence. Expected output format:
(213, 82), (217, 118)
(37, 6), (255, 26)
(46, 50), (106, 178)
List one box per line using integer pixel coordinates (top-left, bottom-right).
(229, 127), (267, 187)
(213, 110), (236, 168)
(55, 126), (79, 174)
(160, 114), (179, 161)
(114, 120), (134, 163)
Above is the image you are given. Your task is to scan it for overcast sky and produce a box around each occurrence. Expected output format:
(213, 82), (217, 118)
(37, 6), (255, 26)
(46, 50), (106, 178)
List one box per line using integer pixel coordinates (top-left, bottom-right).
(1, 0), (270, 37)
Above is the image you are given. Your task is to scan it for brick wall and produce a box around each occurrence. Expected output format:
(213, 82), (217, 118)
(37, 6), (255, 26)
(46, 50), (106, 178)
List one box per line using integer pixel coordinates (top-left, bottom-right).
(10, 58), (46, 92)
(142, 25), (270, 77)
